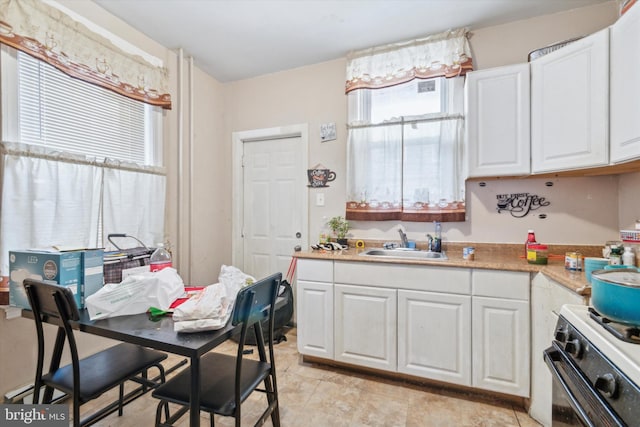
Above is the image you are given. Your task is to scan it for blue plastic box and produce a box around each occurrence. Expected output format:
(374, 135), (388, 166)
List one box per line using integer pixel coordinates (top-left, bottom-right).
(9, 249), (104, 309)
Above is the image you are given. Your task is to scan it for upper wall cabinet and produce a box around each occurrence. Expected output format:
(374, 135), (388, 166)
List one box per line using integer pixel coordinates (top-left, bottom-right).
(610, 4), (640, 163)
(465, 64), (530, 177)
(530, 29), (610, 174)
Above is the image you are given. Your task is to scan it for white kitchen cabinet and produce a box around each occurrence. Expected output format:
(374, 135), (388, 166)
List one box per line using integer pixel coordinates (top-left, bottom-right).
(334, 283), (397, 372)
(296, 259), (334, 359)
(398, 290), (471, 386)
(472, 270), (530, 397)
(297, 259), (534, 399)
(465, 64), (530, 177)
(610, 3), (640, 163)
(529, 272), (588, 426)
(530, 28), (610, 173)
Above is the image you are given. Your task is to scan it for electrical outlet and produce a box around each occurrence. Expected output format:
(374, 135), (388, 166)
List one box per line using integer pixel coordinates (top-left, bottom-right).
(316, 193), (325, 206)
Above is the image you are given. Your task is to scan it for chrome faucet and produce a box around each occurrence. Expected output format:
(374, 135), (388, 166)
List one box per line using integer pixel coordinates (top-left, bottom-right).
(397, 228), (409, 248)
(426, 234), (434, 251)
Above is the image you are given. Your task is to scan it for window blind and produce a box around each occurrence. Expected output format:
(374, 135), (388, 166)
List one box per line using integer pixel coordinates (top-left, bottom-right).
(17, 51), (149, 165)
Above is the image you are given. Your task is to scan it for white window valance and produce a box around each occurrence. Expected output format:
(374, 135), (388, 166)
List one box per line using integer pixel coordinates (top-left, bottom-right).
(345, 28), (473, 93)
(0, 0), (172, 109)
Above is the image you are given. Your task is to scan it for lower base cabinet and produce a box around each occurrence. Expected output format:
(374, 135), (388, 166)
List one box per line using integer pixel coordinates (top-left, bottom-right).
(296, 259), (334, 359)
(297, 280), (334, 359)
(472, 269), (530, 397)
(472, 296), (530, 396)
(296, 259), (531, 398)
(398, 290), (471, 386)
(334, 284), (397, 371)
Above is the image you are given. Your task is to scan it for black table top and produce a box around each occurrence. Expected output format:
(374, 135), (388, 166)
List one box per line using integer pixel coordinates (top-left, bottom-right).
(24, 309), (239, 358)
(22, 295), (286, 359)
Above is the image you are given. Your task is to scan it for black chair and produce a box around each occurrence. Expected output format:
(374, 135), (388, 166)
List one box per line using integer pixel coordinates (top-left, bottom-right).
(23, 278), (168, 427)
(152, 272), (282, 427)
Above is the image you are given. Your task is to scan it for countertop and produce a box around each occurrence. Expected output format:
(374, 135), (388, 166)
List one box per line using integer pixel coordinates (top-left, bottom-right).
(294, 242), (596, 296)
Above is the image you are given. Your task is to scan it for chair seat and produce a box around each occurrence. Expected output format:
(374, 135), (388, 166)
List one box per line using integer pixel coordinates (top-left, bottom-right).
(152, 352), (271, 416)
(43, 343), (167, 402)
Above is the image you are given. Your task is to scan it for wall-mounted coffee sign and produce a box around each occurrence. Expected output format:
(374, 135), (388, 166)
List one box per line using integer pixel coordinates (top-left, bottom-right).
(307, 164), (336, 187)
(496, 192), (550, 218)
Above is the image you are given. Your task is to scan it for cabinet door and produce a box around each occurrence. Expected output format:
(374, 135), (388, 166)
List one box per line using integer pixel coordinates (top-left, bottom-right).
(465, 64), (530, 177)
(472, 296), (530, 397)
(398, 290), (471, 386)
(529, 273), (587, 426)
(297, 280), (334, 359)
(334, 284), (396, 372)
(531, 29), (609, 173)
(611, 4), (640, 163)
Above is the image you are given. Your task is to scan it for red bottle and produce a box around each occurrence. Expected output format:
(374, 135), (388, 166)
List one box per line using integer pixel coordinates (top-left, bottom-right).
(525, 230), (537, 257)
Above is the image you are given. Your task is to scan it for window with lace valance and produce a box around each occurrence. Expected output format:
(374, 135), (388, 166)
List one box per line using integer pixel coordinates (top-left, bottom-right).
(345, 28), (472, 222)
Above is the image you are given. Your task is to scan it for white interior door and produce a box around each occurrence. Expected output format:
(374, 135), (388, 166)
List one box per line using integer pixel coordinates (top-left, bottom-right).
(234, 126), (308, 281)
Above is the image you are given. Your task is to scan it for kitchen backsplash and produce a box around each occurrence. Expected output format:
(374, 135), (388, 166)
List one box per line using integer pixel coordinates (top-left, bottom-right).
(349, 174), (627, 245)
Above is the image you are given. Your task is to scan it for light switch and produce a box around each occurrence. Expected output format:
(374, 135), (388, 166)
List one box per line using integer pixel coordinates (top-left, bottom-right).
(316, 193), (325, 206)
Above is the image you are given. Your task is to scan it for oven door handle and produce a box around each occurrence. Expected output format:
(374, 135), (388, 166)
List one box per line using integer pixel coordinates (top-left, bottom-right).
(544, 345), (614, 427)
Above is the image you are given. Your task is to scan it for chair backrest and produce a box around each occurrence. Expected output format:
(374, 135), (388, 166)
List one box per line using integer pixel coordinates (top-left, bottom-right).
(231, 272), (281, 328)
(23, 278), (84, 407)
(23, 278), (80, 323)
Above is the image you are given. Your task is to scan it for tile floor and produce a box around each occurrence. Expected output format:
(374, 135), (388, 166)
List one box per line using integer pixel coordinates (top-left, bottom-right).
(79, 329), (541, 426)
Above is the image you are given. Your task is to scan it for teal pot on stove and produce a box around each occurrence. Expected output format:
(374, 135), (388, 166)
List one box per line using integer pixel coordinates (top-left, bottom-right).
(591, 268), (640, 325)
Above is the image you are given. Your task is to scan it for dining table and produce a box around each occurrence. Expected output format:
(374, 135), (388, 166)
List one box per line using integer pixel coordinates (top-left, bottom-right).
(24, 308), (243, 427)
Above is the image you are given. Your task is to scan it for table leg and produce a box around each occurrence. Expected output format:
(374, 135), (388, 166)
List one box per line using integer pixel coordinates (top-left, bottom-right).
(189, 356), (200, 427)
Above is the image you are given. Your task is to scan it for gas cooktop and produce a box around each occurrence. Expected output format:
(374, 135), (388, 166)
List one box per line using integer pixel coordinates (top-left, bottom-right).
(560, 304), (640, 387)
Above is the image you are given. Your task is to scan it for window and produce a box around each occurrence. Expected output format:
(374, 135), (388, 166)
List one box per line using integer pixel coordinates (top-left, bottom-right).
(0, 46), (166, 274)
(346, 77), (465, 222)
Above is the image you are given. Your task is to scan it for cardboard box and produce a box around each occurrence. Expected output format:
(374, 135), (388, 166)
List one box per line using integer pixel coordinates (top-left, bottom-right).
(9, 249), (104, 309)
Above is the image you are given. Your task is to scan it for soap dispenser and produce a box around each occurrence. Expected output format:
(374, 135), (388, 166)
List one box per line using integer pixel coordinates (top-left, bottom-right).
(433, 221), (442, 253)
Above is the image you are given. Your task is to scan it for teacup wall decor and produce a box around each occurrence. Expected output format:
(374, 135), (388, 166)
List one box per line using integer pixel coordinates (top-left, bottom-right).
(307, 164), (336, 187)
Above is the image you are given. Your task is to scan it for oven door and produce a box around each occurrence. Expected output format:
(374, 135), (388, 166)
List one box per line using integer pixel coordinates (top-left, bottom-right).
(544, 343), (624, 427)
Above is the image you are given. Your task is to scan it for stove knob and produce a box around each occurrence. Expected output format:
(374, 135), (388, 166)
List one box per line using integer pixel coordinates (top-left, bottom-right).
(595, 373), (618, 398)
(554, 327), (569, 343)
(564, 339), (582, 358)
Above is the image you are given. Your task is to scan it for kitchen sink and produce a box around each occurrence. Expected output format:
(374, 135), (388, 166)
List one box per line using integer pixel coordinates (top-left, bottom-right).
(358, 248), (448, 260)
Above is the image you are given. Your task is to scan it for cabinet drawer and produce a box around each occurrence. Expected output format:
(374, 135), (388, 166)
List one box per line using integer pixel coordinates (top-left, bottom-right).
(335, 261), (471, 295)
(472, 270), (530, 301)
(297, 259), (333, 282)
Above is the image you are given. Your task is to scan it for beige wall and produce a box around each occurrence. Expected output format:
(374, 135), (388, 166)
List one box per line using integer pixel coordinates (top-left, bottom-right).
(224, 1), (624, 246)
(471, 2), (619, 70)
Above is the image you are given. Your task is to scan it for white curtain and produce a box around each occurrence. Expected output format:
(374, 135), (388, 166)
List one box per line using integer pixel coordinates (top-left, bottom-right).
(346, 124), (403, 210)
(346, 115), (464, 221)
(0, 151), (101, 272)
(102, 167), (166, 249)
(0, 143), (166, 273)
(402, 117), (465, 208)
(346, 28), (472, 93)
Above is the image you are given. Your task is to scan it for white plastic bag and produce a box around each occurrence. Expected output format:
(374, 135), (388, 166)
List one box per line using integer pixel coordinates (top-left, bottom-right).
(172, 265), (254, 333)
(218, 264), (255, 293)
(173, 285), (231, 332)
(86, 268), (184, 320)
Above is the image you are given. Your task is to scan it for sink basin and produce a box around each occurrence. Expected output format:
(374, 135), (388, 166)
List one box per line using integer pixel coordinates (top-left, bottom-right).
(359, 248), (448, 261)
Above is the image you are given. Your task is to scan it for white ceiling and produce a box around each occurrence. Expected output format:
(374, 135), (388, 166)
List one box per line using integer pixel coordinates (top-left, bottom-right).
(94, 0), (611, 83)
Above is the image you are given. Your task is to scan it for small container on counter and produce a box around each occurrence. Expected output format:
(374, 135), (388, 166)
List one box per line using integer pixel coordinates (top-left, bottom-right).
(527, 244), (548, 265)
(565, 252), (582, 271)
(623, 246), (636, 267)
(463, 247), (475, 261)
